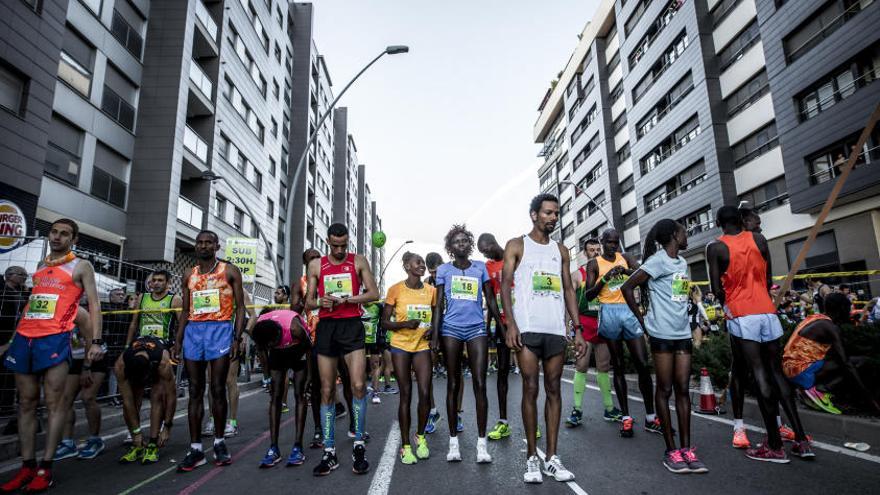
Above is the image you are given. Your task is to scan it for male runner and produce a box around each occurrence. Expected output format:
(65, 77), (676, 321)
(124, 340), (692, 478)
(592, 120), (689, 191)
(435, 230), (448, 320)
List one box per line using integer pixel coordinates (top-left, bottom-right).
(423, 252), (444, 433)
(305, 223), (379, 476)
(567, 238), (620, 426)
(174, 231), (246, 472)
(116, 270), (181, 464)
(477, 233), (512, 441)
(707, 206), (811, 463)
(502, 194), (580, 483)
(363, 301), (384, 404)
(2, 219), (104, 492)
(583, 229), (657, 437)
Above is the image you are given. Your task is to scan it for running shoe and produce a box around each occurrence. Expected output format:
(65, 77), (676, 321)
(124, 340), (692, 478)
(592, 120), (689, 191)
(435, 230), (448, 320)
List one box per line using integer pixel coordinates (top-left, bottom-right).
(202, 419), (215, 436)
(313, 449), (339, 476)
(352, 444), (369, 474)
(287, 445), (305, 466)
(260, 446), (282, 469)
(663, 449), (689, 474)
(791, 440), (816, 459)
(745, 443), (790, 464)
(681, 447), (708, 473)
(53, 440), (78, 461)
(213, 441), (232, 466)
(603, 407), (624, 422)
(77, 437), (105, 459)
(488, 421), (510, 440)
(779, 424), (796, 442)
(425, 411), (441, 434)
(119, 445), (144, 464)
(177, 448), (207, 472)
(371, 392), (381, 404)
(1, 466), (36, 492)
(476, 438), (492, 464)
(348, 430), (371, 441)
(415, 435), (429, 460)
(645, 417), (663, 435)
(536, 425), (542, 439)
(620, 417), (634, 438)
(281, 403), (290, 414)
(224, 420), (238, 437)
(400, 445), (418, 465)
(335, 403), (347, 419)
(565, 408), (583, 428)
(446, 439), (461, 462)
(732, 428), (751, 449)
(524, 455), (543, 484)
(141, 443), (159, 465)
(23, 468), (52, 493)
(802, 387), (842, 414)
(456, 414), (464, 433)
(383, 385), (399, 395)
(309, 432), (323, 449)
(542, 455), (575, 482)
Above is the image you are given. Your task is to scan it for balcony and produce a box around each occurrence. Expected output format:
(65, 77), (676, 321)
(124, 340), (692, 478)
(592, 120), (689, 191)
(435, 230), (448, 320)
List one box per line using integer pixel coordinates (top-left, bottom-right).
(177, 196), (204, 228)
(193, 0), (219, 57)
(195, 0), (217, 40)
(184, 125), (209, 163)
(189, 61), (213, 99)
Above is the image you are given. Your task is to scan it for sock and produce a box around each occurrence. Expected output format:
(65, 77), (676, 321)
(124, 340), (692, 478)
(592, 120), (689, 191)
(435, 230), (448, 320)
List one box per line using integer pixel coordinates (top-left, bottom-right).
(38, 460), (52, 470)
(646, 413), (656, 423)
(449, 436), (459, 448)
(498, 419), (508, 425)
(429, 407), (437, 416)
(352, 396), (367, 441)
(230, 419), (238, 427)
(733, 419), (744, 431)
(572, 371), (587, 411)
(597, 372), (613, 411)
(776, 416), (783, 427)
(417, 434), (425, 443)
(477, 437), (487, 447)
(213, 437), (225, 446)
(23, 459), (37, 469)
(320, 404), (336, 449)
(61, 438), (74, 446)
(190, 443), (203, 452)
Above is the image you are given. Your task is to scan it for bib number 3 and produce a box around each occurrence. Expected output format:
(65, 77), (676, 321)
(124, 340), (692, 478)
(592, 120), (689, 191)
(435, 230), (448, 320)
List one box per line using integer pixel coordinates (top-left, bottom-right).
(531, 271), (562, 297)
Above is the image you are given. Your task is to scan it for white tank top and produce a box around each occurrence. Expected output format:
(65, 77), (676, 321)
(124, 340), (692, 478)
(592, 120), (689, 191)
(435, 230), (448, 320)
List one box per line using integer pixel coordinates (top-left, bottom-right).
(512, 234), (566, 336)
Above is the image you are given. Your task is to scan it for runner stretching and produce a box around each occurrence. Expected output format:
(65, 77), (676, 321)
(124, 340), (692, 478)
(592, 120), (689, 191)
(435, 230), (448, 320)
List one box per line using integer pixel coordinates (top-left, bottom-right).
(305, 223), (379, 476)
(382, 252), (435, 464)
(583, 229), (657, 437)
(175, 231), (246, 471)
(2, 219), (104, 492)
(502, 194), (579, 483)
(707, 206), (811, 463)
(621, 219), (708, 474)
(430, 225), (502, 463)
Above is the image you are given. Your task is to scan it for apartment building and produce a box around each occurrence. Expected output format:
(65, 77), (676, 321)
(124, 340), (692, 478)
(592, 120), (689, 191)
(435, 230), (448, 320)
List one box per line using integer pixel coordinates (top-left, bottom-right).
(332, 106), (361, 253)
(535, 0), (880, 292)
(356, 164), (373, 259)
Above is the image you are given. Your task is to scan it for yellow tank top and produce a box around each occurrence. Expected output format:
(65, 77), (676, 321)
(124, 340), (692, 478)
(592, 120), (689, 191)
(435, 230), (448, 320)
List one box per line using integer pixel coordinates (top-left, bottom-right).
(596, 253), (629, 304)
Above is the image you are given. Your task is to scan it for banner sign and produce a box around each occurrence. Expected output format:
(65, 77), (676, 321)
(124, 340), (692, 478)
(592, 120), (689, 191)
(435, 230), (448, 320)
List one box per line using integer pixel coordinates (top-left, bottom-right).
(225, 237), (258, 283)
(0, 200), (27, 254)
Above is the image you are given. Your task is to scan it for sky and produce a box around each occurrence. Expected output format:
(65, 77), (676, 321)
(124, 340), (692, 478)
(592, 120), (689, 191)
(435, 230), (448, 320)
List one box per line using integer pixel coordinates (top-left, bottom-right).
(310, 0), (599, 285)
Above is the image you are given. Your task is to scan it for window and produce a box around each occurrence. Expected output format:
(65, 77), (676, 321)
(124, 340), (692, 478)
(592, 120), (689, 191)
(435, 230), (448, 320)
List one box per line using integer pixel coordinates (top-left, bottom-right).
(616, 142), (631, 164)
(624, 0), (650, 35)
(733, 121), (778, 166)
(271, 117), (278, 137)
(806, 129), (880, 184)
(102, 64), (137, 130)
(267, 198), (274, 217)
(636, 72), (693, 139)
(251, 218), (259, 238)
(573, 133), (601, 169)
(228, 25), (268, 97)
(570, 104), (598, 145)
(623, 209), (638, 229)
(90, 143), (128, 208)
(607, 51), (620, 73)
(785, 231), (839, 270)
(680, 206), (714, 236)
(725, 70), (769, 117)
(273, 79), (280, 99)
(588, 192), (606, 214)
(239, 0), (269, 52)
(576, 205), (588, 223)
(711, 0), (742, 26)
(253, 168), (263, 191)
(58, 29), (94, 97)
(584, 161), (605, 188)
(609, 81), (623, 103)
(718, 20), (760, 70)
(274, 43), (281, 63)
(620, 174), (634, 195)
(797, 43), (880, 121)
(45, 114), (83, 186)
(613, 113), (627, 133)
(562, 222), (575, 239)
(0, 62), (26, 116)
(111, 7), (144, 59)
(233, 208), (245, 231)
(738, 176), (789, 213)
(784, 0), (874, 63)
(269, 157), (276, 176)
(628, 0), (683, 70)
(633, 30), (689, 103)
(222, 76), (264, 141)
(236, 152), (247, 174)
(561, 198), (572, 215)
(640, 114), (701, 175)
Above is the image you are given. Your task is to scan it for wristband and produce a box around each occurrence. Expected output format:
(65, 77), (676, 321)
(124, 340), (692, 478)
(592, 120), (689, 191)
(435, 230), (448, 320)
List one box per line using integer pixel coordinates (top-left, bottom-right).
(131, 427), (141, 435)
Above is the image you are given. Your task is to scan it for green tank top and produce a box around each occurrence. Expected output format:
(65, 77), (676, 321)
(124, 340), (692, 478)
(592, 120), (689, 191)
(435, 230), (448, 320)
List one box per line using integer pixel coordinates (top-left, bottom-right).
(362, 302), (381, 344)
(139, 293), (175, 339)
(576, 266), (599, 317)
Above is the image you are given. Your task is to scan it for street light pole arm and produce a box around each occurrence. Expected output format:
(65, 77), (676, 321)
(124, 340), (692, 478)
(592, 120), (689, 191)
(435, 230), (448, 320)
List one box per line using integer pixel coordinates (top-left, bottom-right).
(559, 180), (625, 251)
(220, 182), (283, 287)
(379, 241), (413, 284)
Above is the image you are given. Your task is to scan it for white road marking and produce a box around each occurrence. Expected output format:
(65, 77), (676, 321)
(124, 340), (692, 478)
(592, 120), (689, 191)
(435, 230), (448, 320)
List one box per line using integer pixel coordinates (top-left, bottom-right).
(523, 438), (590, 495)
(367, 420), (400, 495)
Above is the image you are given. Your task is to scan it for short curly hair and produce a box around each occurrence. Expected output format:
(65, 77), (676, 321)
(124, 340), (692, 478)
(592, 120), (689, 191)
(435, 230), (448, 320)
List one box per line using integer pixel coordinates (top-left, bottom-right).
(444, 224), (474, 258)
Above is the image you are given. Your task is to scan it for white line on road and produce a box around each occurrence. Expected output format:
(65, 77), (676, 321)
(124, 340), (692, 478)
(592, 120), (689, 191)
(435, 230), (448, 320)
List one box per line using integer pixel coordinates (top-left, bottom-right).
(367, 420), (400, 495)
(534, 445), (590, 495)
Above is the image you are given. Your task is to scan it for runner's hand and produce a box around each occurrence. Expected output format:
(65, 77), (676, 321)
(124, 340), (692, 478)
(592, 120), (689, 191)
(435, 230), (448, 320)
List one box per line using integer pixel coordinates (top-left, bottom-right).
(407, 319), (421, 330)
(171, 342), (182, 363)
(80, 370), (93, 388)
(238, 339), (247, 357)
(430, 336), (440, 353)
(573, 333), (587, 359)
(505, 323), (522, 351)
(87, 344), (105, 361)
(230, 339), (240, 360)
(322, 295), (341, 308)
(158, 425), (171, 447)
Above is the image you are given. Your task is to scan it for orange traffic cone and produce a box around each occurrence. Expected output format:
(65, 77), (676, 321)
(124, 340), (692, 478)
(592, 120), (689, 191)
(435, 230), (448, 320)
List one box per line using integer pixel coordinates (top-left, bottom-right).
(697, 368), (719, 414)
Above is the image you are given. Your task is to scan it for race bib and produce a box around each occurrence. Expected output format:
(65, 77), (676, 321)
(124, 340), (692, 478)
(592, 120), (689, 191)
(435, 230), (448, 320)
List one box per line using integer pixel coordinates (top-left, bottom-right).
(605, 275), (627, 292)
(192, 289), (220, 315)
(324, 273), (353, 298)
(587, 299), (600, 312)
(406, 304), (432, 328)
(141, 324), (164, 337)
(24, 294), (59, 320)
(671, 273), (690, 302)
(531, 271), (562, 297)
(450, 276), (479, 301)
(363, 321), (376, 342)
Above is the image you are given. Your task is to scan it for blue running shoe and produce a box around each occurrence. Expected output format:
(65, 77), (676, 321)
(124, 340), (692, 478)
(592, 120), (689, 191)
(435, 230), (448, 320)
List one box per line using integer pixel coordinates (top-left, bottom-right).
(425, 411), (441, 434)
(53, 440), (78, 461)
(287, 445), (305, 466)
(456, 414), (464, 433)
(260, 446), (282, 469)
(77, 437), (105, 459)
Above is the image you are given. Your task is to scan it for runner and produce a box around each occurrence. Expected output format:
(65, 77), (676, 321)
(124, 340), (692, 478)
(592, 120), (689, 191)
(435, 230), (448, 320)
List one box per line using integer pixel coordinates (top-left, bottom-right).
(566, 238), (620, 427)
(423, 252), (444, 434)
(304, 223), (379, 476)
(501, 193), (578, 483)
(174, 230), (246, 472)
(430, 224), (502, 463)
(262, 285), (292, 413)
(2, 219), (104, 492)
(293, 248), (327, 449)
(477, 233), (512, 441)
(363, 300), (384, 404)
(621, 219), (708, 474)
(113, 270), (181, 464)
(582, 228), (657, 437)
(253, 308), (313, 468)
(382, 252), (435, 464)
(707, 206), (811, 463)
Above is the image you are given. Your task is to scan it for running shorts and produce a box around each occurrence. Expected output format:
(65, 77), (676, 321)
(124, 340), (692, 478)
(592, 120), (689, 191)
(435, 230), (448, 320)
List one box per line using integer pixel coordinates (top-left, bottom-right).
(649, 336), (693, 353)
(441, 324), (485, 343)
(726, 313), (783, 343)
(598, 304), (643, 341)
(4, 332), (71, 374)
(315, 317), (365, 357)
(788, 359), (824, 389)
(520, 333), (567, 360)
(183, 321), (234, 361)
(389, 346), (431, 356)
(365, 342), (386, 355)
(268, 342), (309, 372)
(579, 315), (600, 344)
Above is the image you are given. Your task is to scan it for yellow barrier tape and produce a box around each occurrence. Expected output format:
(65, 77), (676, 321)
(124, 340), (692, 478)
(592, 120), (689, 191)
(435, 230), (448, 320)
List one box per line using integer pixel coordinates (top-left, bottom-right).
(690, 270), (880, 286)
(98, 304), (291, 316)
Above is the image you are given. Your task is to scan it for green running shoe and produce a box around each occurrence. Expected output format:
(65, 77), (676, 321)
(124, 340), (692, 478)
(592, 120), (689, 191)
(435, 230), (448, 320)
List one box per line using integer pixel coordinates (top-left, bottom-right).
(141, 443), (159, 464)
(400, 445), (418, 465)
(119, 446), (143, 464)
(415, 435), (429, 460)
(488, 421), (511, 440)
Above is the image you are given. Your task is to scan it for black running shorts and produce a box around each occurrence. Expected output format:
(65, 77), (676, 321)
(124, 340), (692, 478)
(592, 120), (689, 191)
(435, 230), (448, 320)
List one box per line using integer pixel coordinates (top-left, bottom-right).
(520, 333), (567, 360)
(315, 317), (365, 357)
(268, 342), (309, 372)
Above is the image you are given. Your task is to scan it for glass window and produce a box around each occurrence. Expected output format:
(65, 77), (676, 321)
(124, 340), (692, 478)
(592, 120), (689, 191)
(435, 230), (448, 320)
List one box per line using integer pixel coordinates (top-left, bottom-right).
(45, 114), (83, 185)
(111, 8), (144, 59)
(0, 62), (26, 115)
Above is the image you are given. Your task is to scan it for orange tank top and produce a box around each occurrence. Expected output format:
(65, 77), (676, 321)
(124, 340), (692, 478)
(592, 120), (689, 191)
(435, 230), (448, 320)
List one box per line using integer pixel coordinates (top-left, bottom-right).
(188, 261), (234, 321)
(719, 232), (776, 318)
(596, 253), (628, 304)
(17, 256), (83, 338)
(783, 314), (832, 378)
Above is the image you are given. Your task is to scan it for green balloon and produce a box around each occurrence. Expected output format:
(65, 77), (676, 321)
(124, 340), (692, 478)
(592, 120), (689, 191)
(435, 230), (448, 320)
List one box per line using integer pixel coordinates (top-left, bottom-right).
(372, 231), (387, 248)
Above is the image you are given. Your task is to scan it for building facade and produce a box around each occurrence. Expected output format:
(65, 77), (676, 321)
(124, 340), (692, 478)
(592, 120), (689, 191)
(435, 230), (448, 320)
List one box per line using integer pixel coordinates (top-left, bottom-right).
(332, 106), (361, 253)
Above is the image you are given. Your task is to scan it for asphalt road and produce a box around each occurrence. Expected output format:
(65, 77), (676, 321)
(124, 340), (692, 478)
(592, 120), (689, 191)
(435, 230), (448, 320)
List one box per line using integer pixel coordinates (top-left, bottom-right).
(3, 367), (878, 495)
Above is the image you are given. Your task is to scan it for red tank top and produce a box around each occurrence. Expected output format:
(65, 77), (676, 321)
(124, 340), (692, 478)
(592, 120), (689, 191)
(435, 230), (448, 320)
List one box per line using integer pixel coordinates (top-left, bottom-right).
(719, 231), (776, 318)
(188, 261), (234, 321)
(318, 254), (362, 319)
(17, 256), (83, 338)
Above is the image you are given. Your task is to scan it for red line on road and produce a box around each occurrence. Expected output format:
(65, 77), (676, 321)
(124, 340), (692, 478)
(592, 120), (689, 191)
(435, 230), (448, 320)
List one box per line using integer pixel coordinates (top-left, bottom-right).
(177, 416), (297, 495)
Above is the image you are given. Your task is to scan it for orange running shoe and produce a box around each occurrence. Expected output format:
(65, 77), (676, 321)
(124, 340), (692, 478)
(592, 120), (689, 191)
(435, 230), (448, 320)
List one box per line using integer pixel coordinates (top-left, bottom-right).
(732, 428), (751, 449)
(779, 424), (812, 443)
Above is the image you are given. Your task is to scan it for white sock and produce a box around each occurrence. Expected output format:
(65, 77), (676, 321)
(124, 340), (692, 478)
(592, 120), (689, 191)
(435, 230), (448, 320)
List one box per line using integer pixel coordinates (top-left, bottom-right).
(477, 437), (487, 448)
(776, 416), (783, 427)
(646, 413), (656, 422)
(733, 419), (744, 430)
(213, 437), (225, 446)
(430, 408), (438, 415)
(449, 436), (459, 448)
(191, 443), (203, 451)
(498, 419), (508, 425)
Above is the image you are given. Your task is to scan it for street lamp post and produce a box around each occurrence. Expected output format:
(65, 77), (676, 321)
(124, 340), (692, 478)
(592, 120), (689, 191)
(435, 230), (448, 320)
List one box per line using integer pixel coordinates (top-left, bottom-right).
(201, 171), (283, 286)
(379, 240), (414, 286)
(559, 179), (626, 251)
(283, 45), (409, 280)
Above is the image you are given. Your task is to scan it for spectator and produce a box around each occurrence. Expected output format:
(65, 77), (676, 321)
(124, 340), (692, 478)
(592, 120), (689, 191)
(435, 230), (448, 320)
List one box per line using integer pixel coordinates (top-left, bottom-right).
(0, 266), (29, 433)
(101, 287), (131, 404)
(837, 284), (857, 303)
(687, 285), (710, 347)
(804, 278), (832, 314)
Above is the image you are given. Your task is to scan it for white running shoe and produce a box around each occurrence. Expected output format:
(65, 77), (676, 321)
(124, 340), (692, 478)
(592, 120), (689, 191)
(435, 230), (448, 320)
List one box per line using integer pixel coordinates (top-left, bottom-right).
(543, 455), (575, 482)
(446, 437), (461, 462)
(202, 419), (214, 436)
(224, 420), (238, 437)
(476, 437), (492, 463)
(524, 455), (543, 484)
(371, 392), (381, 404)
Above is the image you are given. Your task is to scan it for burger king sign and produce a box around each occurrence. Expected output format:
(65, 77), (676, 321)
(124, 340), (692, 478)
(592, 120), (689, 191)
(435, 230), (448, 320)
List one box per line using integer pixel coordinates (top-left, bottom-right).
(0, 201), (27, 254)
